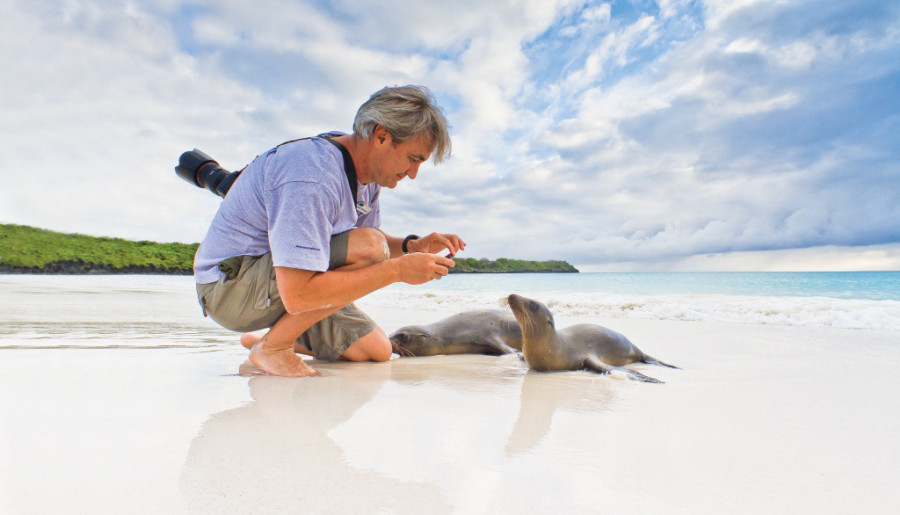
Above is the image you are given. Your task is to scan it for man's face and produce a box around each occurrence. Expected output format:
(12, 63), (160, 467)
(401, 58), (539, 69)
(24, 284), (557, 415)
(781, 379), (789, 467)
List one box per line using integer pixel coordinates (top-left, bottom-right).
(367, 129), (432, 188)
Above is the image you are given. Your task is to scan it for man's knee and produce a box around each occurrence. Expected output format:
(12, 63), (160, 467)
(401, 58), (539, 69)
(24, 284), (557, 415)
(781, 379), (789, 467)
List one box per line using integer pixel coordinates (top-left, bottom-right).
(343, 327), (392, 362)
(366, 339), (393, 362)
(346, 228), (389, 268)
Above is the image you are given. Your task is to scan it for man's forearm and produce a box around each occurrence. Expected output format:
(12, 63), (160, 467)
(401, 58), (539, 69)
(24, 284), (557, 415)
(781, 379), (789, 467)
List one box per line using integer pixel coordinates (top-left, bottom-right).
(276, 259), (401, 315)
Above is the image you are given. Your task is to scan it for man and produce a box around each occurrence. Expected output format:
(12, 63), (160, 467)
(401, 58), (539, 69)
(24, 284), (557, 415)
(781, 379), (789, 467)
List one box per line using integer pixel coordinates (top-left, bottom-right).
(194, 85), (464, 377)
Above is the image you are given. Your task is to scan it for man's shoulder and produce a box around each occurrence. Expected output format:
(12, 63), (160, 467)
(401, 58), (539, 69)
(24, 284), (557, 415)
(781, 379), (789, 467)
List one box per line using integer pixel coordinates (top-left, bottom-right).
(270, 136), (340, 167)
(264, 137), (344, 188)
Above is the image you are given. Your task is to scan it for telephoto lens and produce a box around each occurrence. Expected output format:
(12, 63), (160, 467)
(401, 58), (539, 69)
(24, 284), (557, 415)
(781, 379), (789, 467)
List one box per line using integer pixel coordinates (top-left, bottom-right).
(175, 149), (241, 198)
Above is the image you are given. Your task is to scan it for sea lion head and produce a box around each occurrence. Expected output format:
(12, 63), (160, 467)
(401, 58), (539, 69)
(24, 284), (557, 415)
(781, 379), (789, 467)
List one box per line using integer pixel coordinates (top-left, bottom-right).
(389, 325), (443, 357)
(506, 294), (555, 337)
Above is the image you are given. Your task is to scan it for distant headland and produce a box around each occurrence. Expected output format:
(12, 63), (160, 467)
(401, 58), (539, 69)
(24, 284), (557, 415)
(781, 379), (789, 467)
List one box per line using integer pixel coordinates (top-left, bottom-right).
(0, 224), (578, 275)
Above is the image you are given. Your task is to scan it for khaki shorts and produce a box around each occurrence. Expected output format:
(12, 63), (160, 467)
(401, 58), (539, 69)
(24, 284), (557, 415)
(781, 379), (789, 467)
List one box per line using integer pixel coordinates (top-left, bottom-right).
(196, 232), (377, 362)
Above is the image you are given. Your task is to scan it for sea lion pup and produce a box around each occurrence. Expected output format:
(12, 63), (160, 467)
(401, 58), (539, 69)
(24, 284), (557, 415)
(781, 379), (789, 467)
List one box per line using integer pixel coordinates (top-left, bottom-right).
(506, 294), (678, 383)
(389, 310), (523, 357)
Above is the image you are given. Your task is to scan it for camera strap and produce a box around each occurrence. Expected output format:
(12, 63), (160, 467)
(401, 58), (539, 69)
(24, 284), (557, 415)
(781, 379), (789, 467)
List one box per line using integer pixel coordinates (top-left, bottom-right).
(320, 136), (359, 207)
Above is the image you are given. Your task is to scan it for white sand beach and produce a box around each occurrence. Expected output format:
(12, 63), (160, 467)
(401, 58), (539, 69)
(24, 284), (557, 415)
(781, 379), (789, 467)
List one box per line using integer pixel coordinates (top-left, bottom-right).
(1, 275), (898, 514)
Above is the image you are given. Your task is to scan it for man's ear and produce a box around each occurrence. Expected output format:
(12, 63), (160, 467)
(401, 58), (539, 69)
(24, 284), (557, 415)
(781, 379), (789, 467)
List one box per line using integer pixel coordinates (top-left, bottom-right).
(373, 125), (392, 147)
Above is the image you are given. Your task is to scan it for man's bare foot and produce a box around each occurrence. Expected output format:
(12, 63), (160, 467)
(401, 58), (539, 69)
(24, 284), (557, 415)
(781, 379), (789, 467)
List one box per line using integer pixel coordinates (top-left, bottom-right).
(249, 341), (321, 377)
(240, 332), (263, 350)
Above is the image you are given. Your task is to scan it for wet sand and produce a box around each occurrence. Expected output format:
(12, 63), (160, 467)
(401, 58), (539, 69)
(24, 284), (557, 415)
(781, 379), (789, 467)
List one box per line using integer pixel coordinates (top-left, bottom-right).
(1, 277), (899, 513)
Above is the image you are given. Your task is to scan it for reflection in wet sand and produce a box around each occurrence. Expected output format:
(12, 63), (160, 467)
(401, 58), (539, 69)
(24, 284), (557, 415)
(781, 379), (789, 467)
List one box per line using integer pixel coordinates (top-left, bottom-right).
(506, 371), (617, 455)
(388, 355), (620, 456)
(388, 353), (526, 390)
(180, 361), (451, 514)
(330, 355), (629, 512)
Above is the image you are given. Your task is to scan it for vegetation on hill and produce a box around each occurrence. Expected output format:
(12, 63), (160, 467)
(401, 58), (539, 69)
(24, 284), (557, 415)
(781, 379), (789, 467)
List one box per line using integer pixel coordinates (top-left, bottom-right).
(450, 257), (578, 273)
(0, 224), (578, 274)
(0, 224), (197, 274)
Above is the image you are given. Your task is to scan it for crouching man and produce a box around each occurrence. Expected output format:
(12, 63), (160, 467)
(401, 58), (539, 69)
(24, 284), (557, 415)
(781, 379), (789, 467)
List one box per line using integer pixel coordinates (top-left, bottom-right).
(193, 85), (464, 377)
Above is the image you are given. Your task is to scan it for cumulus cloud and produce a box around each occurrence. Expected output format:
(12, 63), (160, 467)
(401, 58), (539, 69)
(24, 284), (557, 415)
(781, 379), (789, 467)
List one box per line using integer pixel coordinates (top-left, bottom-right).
(432, 0), (900, 266)
(1, 0), (897, 270)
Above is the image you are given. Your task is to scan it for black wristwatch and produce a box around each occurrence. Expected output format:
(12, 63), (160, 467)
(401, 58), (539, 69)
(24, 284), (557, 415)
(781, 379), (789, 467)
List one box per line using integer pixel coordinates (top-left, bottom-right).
(402, 234), (420, 254)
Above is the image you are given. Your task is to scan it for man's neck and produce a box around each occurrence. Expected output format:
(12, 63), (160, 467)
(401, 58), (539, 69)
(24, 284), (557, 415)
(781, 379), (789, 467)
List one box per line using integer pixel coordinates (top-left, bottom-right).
(334, 134), (370, 184)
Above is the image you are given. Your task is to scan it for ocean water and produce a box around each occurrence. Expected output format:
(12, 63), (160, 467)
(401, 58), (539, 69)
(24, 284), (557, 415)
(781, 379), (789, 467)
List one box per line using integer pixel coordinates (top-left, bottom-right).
(420, 271), (900, 300)
(1, 272), (899, 340)
(369, 271), (900, 331)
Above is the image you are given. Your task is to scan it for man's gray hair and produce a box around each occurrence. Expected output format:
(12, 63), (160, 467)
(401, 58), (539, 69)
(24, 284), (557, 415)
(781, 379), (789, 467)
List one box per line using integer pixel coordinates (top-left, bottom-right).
(353, 85), (452, 163)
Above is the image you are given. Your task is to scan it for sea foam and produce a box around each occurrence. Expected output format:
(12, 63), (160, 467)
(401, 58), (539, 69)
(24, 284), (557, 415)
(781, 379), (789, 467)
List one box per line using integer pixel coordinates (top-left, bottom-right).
(363, 288), (900, 331)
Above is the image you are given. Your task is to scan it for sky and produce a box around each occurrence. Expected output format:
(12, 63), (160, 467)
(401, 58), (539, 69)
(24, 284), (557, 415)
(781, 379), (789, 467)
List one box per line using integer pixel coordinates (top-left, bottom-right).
(1, 0), (898, 271)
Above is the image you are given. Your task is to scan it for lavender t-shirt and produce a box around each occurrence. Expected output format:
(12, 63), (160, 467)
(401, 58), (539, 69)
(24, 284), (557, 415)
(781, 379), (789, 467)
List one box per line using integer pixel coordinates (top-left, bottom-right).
(193, 137), (380, 284)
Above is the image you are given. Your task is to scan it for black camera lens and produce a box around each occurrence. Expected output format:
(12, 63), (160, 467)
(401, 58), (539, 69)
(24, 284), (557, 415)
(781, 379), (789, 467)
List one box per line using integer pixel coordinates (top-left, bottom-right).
(175, 149), (241, 198)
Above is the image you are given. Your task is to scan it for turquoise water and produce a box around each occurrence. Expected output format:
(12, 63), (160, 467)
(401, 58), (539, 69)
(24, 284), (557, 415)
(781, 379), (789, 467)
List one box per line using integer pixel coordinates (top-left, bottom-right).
(405, 271), (900, 301)
(1, 273), (898, 332)
(376, 271), (900, 330)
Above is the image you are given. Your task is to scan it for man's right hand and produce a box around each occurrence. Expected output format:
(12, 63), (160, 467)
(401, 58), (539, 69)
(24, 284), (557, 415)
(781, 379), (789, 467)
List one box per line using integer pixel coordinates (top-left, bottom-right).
(398, 252), (455, 284)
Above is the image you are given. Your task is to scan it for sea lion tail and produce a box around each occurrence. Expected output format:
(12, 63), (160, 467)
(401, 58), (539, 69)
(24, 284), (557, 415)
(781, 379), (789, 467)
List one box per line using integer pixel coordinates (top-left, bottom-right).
(642, 355), (680, 369)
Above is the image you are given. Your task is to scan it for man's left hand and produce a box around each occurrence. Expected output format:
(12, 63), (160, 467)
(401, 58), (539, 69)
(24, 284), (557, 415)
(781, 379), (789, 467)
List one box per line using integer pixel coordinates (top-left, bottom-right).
(409, 232), (466, 256)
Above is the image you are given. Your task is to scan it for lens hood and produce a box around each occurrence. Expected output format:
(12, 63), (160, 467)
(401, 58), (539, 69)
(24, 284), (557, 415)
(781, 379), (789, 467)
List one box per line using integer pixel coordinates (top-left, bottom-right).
(175, 149), (217, 188)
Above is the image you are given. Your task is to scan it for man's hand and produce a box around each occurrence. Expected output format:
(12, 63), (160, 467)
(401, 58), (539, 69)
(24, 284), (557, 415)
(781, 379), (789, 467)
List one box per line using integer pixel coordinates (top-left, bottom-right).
(398, 252), (455, 285)
(408, 232), (466, 256)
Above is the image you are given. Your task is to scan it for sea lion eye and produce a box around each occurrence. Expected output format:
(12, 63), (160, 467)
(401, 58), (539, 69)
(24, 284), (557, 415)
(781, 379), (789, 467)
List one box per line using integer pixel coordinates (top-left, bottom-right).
(528, 301), (539, 312)
(394, 333), (410, 344)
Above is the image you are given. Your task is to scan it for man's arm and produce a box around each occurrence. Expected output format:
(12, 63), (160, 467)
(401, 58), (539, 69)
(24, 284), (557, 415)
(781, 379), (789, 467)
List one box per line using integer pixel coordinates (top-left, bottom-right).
(275, 252), (454, 315)
(380, 231), (466, 258)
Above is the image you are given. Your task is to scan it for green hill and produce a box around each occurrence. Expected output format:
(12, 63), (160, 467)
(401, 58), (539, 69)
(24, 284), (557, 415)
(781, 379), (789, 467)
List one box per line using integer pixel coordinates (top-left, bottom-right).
(0, 224), (197, 274)
(450, 257), (578, 273)
(0, 224), (578, 274)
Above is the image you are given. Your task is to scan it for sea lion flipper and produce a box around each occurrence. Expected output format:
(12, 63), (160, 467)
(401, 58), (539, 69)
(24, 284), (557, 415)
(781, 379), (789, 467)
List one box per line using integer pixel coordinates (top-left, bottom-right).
(642, 355), (680, 369)
(583, 356), (613, 375)
(620, 368), (664, 384)
(484, 336), (517, 355)
(584, 356), (663, 384)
